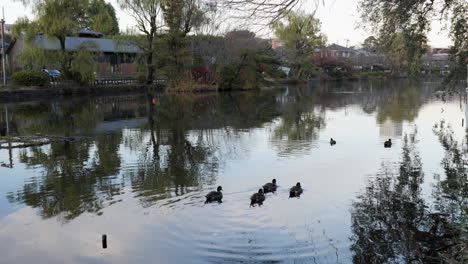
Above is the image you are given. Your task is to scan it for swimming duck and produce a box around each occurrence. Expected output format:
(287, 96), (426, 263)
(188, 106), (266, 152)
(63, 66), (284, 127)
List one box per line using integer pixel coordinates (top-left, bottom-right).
(205, 186), (223, 202)
(384, 139), (392, 148)
(250, 189), (265, 205)
(289, 182), (303, 197)
(330, 138), (336, 145)
(263, 179), (277, 193)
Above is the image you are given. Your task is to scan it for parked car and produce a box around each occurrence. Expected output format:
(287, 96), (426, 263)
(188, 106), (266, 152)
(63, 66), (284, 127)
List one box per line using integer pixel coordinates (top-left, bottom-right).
(42, 69), (61, 81)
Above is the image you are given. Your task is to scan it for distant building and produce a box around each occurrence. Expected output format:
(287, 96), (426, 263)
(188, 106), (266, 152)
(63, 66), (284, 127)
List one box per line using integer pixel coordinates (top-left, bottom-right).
(270, 39), (283, 50)
(421, 47), (451, 74)
(0, 24), (13, 35)
(321, 44), (357, 58)
(7, 29), (140, 76)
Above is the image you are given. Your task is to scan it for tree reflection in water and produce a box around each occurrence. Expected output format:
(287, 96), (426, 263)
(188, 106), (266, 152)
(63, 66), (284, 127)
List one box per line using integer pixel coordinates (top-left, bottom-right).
(376, 84), (422, 124)
(4, 91), (286, 221)
(272, 85), (325, 156)
(351, 127), (467, 263)
(7, 134), (123, 222)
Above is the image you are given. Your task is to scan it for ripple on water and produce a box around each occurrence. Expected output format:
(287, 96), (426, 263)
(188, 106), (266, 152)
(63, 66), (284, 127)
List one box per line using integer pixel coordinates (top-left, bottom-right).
(142, 188), (351, 263)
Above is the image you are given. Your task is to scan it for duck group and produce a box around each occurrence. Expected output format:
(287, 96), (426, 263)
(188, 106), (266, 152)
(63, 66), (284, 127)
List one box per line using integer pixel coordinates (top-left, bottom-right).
(205, 179), (303, 205)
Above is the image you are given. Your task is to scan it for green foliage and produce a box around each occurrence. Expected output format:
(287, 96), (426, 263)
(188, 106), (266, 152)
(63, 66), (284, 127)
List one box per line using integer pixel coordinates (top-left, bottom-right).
(359, 0), (466, 78)
(160, 0), (201, 85)
(218, 49), (281, 90)
(16, 45), (49, 70)
(117, 0), (163, 84)
(272, 11), (326, 79)
(447, 2), (467, 81)
(362, 36), (380, 52)
(11, 70), (50, 87)
(137, 74), (147, 84)
(88, 0), (120, 35)
(14, 0), (119, 82)
(380, 32), (427, 75)
(70, 49), (97, 85)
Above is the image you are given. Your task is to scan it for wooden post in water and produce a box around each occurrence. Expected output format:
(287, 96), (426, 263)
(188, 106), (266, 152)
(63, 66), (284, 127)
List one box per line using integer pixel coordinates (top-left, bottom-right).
(5, 105), (9, 136)
(102, 234), (107, 249)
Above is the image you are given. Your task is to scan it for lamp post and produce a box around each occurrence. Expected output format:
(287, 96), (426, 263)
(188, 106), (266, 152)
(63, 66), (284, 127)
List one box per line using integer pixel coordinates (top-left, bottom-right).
(1, 7), (6, 86)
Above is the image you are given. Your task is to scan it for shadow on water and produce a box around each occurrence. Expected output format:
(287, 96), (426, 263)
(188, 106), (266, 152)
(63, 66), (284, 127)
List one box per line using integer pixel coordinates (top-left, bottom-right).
(350, 125), (467, 263)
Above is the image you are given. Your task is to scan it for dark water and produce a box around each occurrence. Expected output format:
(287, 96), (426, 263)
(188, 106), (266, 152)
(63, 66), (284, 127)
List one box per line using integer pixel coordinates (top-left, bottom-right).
(0, 80), (466, 263)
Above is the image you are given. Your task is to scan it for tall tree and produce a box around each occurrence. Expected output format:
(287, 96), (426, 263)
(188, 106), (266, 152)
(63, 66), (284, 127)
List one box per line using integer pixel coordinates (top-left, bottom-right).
(222, 0), (466, 79)
(160, 0), (212, 84)
(359, 0), (467, 78)
(362, 36), (380, 53)
(117, 0), (164, 84)
(272, 11), (326, 79)
(14, 0), (120, 81)
(88, 0), (120, 35)
(14, 0), (93, 78)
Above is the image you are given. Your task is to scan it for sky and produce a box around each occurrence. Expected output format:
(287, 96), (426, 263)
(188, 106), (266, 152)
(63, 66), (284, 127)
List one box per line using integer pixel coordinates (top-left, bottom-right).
(3, 0), (453, 48)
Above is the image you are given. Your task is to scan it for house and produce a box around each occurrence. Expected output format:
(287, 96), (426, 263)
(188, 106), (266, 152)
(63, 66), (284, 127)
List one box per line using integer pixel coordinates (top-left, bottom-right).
(270, 39), (283, 50)
(421, 52), (450, 74)
(322, 44), (357, 58)
(7, 29), (140, 76)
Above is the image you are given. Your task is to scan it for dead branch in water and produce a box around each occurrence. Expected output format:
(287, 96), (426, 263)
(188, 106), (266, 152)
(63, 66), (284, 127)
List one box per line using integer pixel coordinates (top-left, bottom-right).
(0, 135), (78, 149)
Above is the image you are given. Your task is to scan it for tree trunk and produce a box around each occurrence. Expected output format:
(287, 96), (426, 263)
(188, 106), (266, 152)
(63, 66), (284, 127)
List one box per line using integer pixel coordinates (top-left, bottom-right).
(146, 53), (155, 85)
(58, 36), (72, 79)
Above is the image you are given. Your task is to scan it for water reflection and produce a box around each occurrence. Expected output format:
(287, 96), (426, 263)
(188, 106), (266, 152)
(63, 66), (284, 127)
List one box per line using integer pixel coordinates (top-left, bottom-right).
(7, 135), (123, 222)
(2, 81), (437, 222)
(1, 80), (459, 263)
(350, 126), (467, 263)
(272, 86), (325, 156)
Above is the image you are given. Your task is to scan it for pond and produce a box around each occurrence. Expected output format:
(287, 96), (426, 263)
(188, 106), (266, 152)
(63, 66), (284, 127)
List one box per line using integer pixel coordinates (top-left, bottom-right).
(0, 80), (466, 263)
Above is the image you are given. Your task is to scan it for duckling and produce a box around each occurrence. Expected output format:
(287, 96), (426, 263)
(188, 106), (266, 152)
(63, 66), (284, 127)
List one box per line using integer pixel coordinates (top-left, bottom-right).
(384, 139), (392, 148)
(289, 182), (303, 198)
(250, 189), (265, 205)
(263, 179), (277, 193)
(330, 138), (336, 145)
(205, 186), (223, 203)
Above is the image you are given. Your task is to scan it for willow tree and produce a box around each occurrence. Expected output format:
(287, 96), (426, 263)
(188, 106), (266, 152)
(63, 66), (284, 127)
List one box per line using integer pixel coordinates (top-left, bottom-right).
(118, 0), (164, 84)
(88, 0), (120, 35)
(14, 0), (119, 80)
(272, 11), (326, 79)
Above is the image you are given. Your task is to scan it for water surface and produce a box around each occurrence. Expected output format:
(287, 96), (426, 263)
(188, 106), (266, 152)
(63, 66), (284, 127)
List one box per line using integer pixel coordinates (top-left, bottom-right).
(0, 80), (466, 263)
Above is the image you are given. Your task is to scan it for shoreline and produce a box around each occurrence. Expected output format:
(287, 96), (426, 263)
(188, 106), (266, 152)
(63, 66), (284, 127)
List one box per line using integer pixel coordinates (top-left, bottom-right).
(0, 75), (450, 103)
(0, 85), (154, 103)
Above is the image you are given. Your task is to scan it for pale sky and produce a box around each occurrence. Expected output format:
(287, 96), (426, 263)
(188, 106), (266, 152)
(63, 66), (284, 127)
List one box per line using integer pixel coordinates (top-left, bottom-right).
(3, 0), (453, 48)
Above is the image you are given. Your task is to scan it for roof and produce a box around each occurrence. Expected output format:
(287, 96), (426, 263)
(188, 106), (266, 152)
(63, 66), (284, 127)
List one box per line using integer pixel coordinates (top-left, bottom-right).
(34, 35), (139, 53)
(327, 44), (356, 52)
(77, 29), (104, 37)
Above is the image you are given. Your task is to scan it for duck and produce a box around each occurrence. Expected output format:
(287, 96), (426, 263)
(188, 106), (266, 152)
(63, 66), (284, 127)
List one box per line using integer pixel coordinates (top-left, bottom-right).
(384, 139), (392, 148)
(289, 182), (303, 197)
(330, 138), (336, 145)
(250, 189), (265, 205)
(205, 186), (223, 203)
(263, 179), (277, 193)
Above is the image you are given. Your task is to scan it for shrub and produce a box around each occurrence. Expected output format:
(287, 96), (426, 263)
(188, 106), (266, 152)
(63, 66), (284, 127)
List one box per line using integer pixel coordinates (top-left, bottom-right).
(137, 74), (147, 84)
(11, 70), (49, 86)
(71, 49), (96, 86)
